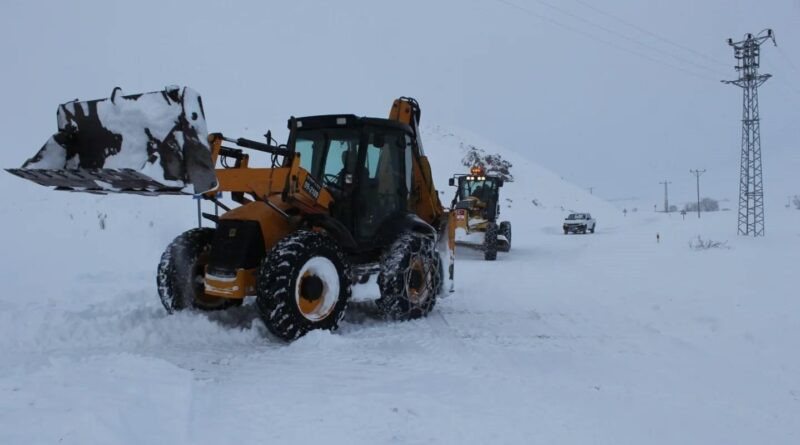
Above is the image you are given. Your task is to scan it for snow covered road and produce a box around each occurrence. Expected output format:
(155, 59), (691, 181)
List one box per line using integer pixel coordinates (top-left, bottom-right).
(1, 127), (798, 444)
(2, 206), (798, 444)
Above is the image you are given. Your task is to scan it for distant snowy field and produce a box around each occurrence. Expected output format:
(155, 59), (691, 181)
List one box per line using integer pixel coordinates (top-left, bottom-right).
(1, 127), (798, 444)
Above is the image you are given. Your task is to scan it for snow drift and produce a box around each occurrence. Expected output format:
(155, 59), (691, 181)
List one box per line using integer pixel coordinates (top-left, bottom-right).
(1, 124), (799, 444)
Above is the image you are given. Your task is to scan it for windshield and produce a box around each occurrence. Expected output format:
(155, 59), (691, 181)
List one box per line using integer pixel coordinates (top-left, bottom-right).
(293, 128), (360, 187)
(458, 179), (496, 202)
(566, 214), (587, 220)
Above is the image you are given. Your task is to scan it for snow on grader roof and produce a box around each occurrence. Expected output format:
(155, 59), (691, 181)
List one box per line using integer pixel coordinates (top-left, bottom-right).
(6, 86), (217, 195)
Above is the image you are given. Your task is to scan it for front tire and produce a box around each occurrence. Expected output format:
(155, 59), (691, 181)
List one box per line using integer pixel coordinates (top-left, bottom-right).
(256, 231), (351, 341)
(484, 223), (498, 261)
(157, 228), (240, 313)
(377, 232), (439, 321)
(499, 221), (512, 252)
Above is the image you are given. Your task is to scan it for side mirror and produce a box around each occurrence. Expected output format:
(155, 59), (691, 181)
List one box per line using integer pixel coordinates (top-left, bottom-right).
(497, 179), (504, 187)
(448, 178), (455, 187)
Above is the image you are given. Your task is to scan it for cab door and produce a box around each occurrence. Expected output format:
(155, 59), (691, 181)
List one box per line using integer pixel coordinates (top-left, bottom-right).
(355, 129), (411, 242)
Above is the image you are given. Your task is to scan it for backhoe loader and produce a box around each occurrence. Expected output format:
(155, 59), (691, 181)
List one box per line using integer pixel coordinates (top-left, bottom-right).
(7, 86), (455, 340)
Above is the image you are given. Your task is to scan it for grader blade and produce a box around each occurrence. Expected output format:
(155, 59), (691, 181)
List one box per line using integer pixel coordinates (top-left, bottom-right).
(6, 86), (217, 195)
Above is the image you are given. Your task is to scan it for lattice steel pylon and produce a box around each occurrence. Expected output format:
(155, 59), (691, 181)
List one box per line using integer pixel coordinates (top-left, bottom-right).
(722, 29), (776, 237)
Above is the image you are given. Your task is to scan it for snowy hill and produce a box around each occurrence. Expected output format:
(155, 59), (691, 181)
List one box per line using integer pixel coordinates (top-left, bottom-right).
(2, 126), (799, 444)
(423, 124), (621, 223)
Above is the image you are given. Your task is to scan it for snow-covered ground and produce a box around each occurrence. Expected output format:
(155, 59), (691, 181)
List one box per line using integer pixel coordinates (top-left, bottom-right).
(1, 127), (798, 444)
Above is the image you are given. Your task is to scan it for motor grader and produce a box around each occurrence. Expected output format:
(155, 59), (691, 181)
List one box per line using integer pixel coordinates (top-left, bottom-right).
(7, 86), (454, 341)
(448, 166), (511, 261)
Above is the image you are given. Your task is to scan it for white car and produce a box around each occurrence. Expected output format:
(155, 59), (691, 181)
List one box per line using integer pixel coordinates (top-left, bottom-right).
(563, 213), (596, 234)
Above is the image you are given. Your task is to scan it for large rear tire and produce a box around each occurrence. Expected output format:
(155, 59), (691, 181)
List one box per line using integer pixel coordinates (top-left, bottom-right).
(377, 232), (439, 321)
(484, 223), (498, 261)
(157, 228), (240, 313)
(256, 231), (351, 341)
(499, 221), (512, 252)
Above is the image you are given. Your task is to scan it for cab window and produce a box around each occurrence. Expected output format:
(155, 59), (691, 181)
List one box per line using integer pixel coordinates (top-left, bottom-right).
(294, 138), (315, 173)
(293, 128), (360, 190)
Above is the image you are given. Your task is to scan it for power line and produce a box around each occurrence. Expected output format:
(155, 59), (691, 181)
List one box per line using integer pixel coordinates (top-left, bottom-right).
(775, 45), (800, 77)
(528, 0), (728, 78)
(569, 0), (730, 69)
(761, 58), (800, 98)
(761, 36), (800, 97)
(492, 0), (720, 83)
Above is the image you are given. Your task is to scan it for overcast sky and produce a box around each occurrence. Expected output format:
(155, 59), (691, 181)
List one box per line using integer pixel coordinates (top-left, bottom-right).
(1, 0), (798, 207)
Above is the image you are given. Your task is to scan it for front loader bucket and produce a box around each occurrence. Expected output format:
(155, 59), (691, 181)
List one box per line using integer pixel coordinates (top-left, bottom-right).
(6, 86), (217, 195)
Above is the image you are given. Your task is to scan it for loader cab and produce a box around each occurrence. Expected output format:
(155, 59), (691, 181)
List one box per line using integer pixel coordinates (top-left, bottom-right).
(288, 115), (414, 247)
(449, 170), (504, 222)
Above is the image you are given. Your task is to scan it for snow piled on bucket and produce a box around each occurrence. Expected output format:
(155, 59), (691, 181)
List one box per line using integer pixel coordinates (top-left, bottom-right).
(16, 86), (216, 194)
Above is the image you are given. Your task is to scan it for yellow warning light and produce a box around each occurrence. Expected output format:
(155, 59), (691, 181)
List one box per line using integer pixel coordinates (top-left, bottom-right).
(470, 165), (485, 176)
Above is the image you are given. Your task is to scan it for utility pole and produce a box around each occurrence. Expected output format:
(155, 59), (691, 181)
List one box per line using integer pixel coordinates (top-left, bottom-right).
(659, 180), (672, 213)
(588, 186), (594, 195)
(723, 29), (776, 237)
(690, 169), (706, 218)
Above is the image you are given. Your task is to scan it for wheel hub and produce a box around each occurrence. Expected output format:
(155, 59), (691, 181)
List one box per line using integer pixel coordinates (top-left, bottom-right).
(406, 259), (428, 304)
(294, 256), (341, 322)
(409, 268), (423, 292)
(300, 275), (324, 302)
